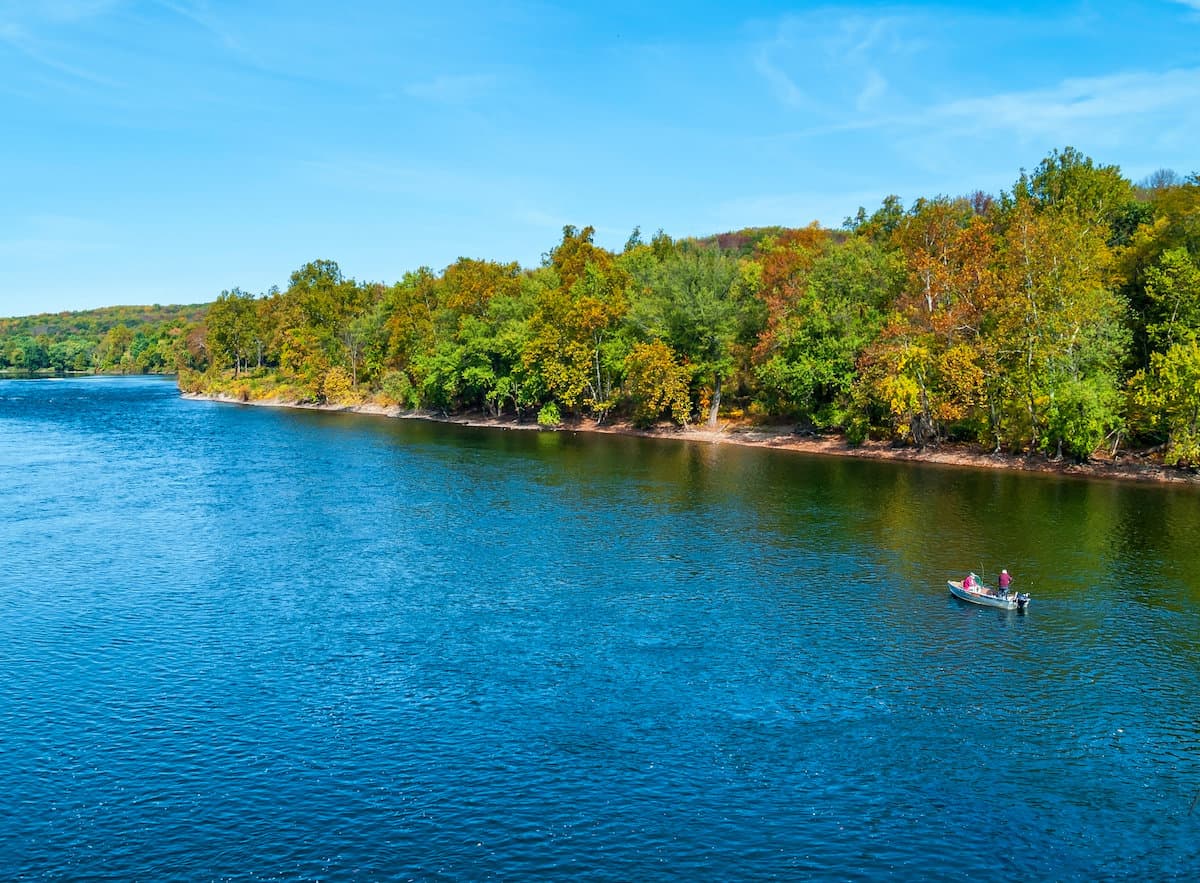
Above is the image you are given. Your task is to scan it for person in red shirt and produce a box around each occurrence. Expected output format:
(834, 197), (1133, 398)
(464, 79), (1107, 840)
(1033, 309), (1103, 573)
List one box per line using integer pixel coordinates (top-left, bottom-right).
(999, 569), (1012, 593)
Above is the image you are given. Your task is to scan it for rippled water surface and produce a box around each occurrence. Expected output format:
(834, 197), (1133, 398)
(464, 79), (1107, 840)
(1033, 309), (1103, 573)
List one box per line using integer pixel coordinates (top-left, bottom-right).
(1, 375), (1198, 880)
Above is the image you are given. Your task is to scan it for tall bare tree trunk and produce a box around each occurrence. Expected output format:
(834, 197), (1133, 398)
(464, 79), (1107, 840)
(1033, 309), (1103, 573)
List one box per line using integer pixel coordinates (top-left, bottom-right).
(707, 374), (722, 427)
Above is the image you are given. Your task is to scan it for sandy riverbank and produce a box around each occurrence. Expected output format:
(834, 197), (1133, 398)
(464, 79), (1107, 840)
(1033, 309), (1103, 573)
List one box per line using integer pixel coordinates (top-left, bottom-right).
(181, 391), (1200, 486)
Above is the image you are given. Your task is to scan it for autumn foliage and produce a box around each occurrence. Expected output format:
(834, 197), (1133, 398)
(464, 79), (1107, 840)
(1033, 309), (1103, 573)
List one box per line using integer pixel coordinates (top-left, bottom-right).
(112, 148), (1200, 466)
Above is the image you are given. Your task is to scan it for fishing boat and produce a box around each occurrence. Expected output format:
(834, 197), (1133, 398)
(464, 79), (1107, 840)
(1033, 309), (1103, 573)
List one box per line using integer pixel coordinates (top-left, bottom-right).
(948, 573), (1030, 610)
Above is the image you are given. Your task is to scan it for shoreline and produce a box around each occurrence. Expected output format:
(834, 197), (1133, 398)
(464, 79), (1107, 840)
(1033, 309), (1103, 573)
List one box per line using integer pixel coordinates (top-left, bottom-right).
(181, 391), (1200, 486)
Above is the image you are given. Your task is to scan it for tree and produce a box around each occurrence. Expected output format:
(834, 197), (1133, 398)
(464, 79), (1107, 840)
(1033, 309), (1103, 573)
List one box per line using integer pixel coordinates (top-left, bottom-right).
(205, 289), (259, 376)
(96, 323), (134, 371)
(856, 197), (987, 446)
(624, 340), (691, 427)
(1015, 146), (1135, 243)
(321, 366), (356, 404)
(1131, 341), (1200, 465)
(280, 259), (370, 386)
(994, 196), (1128, 457)
(653, 244), (752, 426)
(752, 224), (832, 360)
(524, 227), (630, 419)
(755, 236), (898, 428)
(845, 194), (905, 245)
(382, 268), (439, 373)
(1143, 248), (1200, 352)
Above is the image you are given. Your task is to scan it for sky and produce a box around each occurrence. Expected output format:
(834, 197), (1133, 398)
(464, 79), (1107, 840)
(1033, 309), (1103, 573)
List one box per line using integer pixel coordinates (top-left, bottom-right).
(1, 1), (1199, 315)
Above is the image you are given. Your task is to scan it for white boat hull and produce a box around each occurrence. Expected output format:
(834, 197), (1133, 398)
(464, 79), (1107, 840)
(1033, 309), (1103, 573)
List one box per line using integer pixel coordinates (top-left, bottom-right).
(948, 580), (1030, 610)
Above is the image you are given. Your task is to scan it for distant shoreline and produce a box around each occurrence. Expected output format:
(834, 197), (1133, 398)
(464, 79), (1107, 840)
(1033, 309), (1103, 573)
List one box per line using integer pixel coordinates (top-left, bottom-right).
(180, 391), (1200, 486)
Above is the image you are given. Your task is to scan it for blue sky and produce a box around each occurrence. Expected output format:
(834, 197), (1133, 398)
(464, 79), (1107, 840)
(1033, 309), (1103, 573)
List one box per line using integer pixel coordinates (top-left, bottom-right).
(2, 0), (1199, 315)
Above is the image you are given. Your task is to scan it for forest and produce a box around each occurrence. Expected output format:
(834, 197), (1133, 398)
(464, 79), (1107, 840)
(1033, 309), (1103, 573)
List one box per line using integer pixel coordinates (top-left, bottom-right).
(0, 304), (205, 374)
(9, 148), (1200, 466)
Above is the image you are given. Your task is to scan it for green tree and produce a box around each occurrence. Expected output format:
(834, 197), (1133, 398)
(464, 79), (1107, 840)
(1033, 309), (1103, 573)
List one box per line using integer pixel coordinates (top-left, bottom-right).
(205, 288), (259, 376)
(995, 196), (1128, 458)
(1117, 178), (1200, 369)
(651, 244), (756, 426)
(756, 236), (898, 428)
(96, 323), (134, 371)
(1143, 248), (1200, 351)
(1015, 146), (1136, 243)
(1131, 341), (1200, 465)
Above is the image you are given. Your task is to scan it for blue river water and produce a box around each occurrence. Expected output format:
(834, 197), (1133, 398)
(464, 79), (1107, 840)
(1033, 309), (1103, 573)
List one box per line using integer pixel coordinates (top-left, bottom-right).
(1, 375), (1198, 880)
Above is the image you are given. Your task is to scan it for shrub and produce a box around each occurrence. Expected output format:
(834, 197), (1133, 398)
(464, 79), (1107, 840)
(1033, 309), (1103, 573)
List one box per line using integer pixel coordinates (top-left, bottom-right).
(380, 370), (419, 409)
(537, 402), (562, 427)
(321, 367), (356, 404)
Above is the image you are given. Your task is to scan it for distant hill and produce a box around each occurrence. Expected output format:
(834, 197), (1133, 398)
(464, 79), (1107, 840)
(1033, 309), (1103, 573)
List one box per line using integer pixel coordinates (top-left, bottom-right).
(0, 303), (208, 336)
(1, 303), (210, 373)
(687, 225), (849, 255)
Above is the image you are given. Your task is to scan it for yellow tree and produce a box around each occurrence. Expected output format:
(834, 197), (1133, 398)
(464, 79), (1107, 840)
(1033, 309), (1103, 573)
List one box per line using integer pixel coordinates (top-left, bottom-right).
(624, 340), (691, 427)
(524, 227), (630, 418)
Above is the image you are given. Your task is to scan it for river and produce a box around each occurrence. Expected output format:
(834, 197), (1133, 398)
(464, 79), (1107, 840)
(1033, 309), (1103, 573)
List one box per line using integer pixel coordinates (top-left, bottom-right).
(1, 375), (1197, 880)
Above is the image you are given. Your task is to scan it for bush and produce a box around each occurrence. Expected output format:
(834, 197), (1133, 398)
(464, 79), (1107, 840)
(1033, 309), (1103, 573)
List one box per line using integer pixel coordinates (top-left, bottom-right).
(537, 402), (562, 427)
(321, 367), (356, 404)
(380, 370), (419, 409)
(1042, 376), (1120, 462)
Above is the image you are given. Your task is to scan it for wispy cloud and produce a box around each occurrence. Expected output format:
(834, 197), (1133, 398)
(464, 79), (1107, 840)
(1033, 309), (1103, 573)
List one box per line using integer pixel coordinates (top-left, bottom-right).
(747, 5), (1200, 170)
(0, 0), (121, 26)
(856, 68), (888, 113)
(764, 64), (1200, 162)
(298, 156), (526, 206)
(930, 67), (1200, 142)
(0, 0), (128, 90)
(752, 46), (810, 110)
(751, 10), (922, 117)
(0, 21), (122, 88)
(404, 73), (496, 104)
(152, 0), (246, 55)
(300, 158), (459, 195)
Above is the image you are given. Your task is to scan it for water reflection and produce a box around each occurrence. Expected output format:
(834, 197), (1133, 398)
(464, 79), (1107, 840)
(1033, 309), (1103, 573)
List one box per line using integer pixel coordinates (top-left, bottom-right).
(2, 376), (1198, 879)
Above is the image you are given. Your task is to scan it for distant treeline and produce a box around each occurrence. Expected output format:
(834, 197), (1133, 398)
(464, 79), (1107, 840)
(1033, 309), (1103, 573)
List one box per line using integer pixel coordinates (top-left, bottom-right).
(13, 147), (1200, 465)
(0, 304), (206, 373)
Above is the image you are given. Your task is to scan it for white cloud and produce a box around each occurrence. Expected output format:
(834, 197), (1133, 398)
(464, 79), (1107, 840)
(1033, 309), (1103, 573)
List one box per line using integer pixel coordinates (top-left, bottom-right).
(930, 67), (1200, 142)
(0, 22), (122, 88)
(751, 11), (921, 117)
(153, 0), (246, 55)
(0, 0), (120, 26)
(856, 69), (888, 112)
(752, 46), (810, 110)
(746, 4), (1200, 174)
